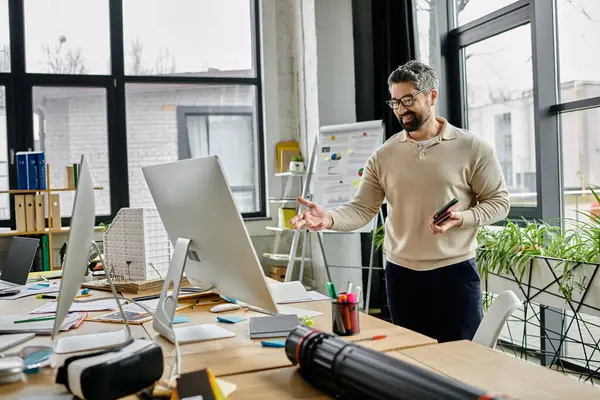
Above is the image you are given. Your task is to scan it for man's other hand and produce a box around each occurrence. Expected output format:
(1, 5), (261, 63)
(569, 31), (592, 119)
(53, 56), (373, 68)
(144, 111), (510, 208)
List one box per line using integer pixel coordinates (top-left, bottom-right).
(429, 207), (463, 235)
(289, 197), (333, 232)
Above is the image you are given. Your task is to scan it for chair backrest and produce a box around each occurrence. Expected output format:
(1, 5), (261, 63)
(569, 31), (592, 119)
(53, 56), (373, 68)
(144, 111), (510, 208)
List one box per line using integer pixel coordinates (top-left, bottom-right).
(473, 290), (521, 349)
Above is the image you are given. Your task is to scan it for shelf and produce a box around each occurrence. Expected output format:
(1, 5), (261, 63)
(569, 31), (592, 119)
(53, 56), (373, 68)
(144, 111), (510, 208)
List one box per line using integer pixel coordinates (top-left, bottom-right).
(269, 197), (297, 204)
(0, 226), (105, 237)
(0, 187), (103, 194)
(263, 253), (312, 262)
(275, 172), (305, 177)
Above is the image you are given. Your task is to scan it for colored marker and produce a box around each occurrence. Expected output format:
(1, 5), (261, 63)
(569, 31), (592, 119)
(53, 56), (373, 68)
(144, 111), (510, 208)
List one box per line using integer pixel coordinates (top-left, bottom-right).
(14, 316), (56, 324)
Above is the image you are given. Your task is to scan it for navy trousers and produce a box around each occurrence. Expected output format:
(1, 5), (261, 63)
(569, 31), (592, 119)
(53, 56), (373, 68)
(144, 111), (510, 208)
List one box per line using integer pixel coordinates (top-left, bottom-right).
(384, 258), (483, 343)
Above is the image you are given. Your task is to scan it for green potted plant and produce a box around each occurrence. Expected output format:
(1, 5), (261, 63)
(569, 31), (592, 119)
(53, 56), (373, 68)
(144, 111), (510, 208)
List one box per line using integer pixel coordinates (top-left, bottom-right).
(289, 153), (305, 173)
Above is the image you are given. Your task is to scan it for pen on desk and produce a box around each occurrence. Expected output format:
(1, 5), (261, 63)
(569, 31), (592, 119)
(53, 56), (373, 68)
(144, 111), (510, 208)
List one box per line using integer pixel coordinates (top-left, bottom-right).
(14, 316), (56, 324)
(355, 334), (387, 342)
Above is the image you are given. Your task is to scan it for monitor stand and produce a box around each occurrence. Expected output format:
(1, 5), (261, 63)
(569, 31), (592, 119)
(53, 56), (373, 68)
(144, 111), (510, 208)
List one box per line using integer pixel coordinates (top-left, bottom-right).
(153, 237), (235, 344)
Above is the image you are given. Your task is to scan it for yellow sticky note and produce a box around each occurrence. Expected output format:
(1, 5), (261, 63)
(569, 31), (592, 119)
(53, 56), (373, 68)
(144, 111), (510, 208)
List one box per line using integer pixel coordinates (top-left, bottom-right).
(348, 148), (355, 154)
(324, 156), (330, 161)
(352, 179), (361, 189)
(330, 135), (336, 140)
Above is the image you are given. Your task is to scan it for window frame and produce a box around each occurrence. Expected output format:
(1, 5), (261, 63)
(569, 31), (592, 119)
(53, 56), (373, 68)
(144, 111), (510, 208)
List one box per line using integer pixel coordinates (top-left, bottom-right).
(0, 0), (266, 229)
(443, 0), (561, 222)
(176, 105), (262, 217)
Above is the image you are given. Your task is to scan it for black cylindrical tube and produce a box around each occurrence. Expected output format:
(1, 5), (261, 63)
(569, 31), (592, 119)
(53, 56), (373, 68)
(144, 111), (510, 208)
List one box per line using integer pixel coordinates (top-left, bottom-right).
(285, 325), (499, 400)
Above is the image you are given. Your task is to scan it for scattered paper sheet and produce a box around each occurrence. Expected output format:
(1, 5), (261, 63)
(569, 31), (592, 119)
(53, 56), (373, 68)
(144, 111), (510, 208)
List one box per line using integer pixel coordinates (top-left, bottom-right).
(277, 306), (323, 318)
(276, 290), (330, 304)
(30, 298), (125, 314)
(269, 281), (310, 303)
(0, 281), (61, 300)
(0, 313), (85, 335)
(55, 329), (129, 354)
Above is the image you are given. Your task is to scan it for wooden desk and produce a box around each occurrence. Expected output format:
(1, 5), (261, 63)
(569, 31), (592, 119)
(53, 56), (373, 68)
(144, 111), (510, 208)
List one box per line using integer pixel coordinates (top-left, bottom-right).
(0, 291), (151, 398)
(396, 340), (600, 400)
(159, 299), (435, 377)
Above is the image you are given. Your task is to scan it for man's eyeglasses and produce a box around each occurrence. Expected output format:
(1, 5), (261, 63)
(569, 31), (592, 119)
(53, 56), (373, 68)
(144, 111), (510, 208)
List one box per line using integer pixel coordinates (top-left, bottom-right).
(385, 89), (426, 110)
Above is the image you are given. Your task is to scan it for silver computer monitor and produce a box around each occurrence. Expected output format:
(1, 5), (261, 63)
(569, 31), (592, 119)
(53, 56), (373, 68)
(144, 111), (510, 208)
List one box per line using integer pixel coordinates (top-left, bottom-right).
(142, 155), (278, 314)
(52, 155), (95, 338)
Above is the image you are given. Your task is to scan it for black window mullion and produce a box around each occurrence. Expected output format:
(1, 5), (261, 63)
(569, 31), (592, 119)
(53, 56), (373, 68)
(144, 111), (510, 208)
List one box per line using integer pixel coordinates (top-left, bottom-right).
(108, 0), (129, 216)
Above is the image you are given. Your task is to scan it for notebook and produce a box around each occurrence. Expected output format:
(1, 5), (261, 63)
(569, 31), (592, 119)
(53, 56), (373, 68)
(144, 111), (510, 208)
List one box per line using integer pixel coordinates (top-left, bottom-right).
(249, 314), (300, 339)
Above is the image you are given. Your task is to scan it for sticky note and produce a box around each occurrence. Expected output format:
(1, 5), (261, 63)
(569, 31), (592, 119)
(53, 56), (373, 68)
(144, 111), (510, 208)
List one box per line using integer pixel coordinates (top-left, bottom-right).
(324, 156), (330, 161)
(330, 135), (336, 140)
(217, 315), (246, 324)
(261, 339), (286, 348)
(28, 284), (49, 290)
(352, 179), (361, 189)
(173, 316), (190, 324)
(348, 148), (355, 154)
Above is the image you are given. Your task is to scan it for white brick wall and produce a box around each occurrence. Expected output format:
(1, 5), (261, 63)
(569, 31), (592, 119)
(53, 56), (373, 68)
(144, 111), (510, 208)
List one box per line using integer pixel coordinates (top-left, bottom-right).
(39, 85), (256, 215)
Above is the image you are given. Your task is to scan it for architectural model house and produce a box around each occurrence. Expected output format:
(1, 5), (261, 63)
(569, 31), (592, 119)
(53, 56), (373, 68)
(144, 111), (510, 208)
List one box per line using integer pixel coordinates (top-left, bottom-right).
(103, 207), (171, 281)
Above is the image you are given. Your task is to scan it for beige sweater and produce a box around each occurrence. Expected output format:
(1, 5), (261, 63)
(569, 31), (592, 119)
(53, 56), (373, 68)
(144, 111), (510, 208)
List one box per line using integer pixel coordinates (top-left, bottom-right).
(328, 117), (510, 270)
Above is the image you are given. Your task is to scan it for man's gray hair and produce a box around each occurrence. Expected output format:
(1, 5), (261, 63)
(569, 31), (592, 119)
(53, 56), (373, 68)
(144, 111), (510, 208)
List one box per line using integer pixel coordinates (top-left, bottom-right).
(387, 60), (439, 92)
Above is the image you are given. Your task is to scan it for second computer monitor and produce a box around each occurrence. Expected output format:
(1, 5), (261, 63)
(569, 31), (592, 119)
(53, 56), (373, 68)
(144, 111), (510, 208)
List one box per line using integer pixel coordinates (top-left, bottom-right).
(142, 155), (278, 314)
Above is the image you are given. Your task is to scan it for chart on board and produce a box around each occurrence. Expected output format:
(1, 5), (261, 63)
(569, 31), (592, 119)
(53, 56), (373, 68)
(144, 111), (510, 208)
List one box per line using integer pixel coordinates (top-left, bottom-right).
(311, 120), (384, 232)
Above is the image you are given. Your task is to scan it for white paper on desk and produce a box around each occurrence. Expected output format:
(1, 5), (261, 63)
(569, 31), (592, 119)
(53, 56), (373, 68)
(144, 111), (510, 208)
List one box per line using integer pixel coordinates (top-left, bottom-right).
(0, 313), (84, 335)
(269, 281), (310, 303)
(29, 298), (125, 314)
(277, 306), (323, 318)
(54, 329), (129, 354)
(0, 281), (61, 300)
(276, 290), (331, 304)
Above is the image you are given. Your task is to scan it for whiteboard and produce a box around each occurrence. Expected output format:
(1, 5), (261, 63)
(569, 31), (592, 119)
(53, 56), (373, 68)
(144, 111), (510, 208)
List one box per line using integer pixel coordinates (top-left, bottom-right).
(311, 120), (384, 233)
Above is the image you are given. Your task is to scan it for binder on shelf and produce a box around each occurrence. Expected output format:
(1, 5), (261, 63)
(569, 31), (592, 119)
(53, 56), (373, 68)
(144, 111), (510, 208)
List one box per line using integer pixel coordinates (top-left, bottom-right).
(73, 163), (79, 188)
(50, 194), (61, 229)
(15, 151), (45, 190)
(66, 166), (75, 189)
(34, 194), (45, 231)
(36, 152), (46, 190)
(41, 235), (50, 271)
(16, 153), (28, 190)
(24, 194), (35, 232)
(15, 194), (26, 232)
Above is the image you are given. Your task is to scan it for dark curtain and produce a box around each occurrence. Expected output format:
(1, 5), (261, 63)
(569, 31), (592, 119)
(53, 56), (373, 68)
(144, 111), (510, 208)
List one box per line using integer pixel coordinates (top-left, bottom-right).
(352, 0), (416, 320)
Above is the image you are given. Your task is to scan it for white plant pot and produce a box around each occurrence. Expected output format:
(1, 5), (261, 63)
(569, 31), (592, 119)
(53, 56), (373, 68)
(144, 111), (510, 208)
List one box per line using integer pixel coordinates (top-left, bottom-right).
(289, 161), (305, 172)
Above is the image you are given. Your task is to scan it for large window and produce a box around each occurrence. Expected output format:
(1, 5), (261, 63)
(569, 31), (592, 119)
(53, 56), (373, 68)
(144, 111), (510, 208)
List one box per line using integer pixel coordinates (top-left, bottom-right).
(0, 86), (8, 219)
(177, 106), (259, 213)
(0, 0), (265, 228)
(560, 108), (600, 222)
(125, 84), (261, 214)
(23, 0), (111, 74)
(122, 0), (254, 78)
(32, 86), (111, 216)
(0, 3), (9, 73)
(463, 24), (536, 207)
(556, 0), (600, 102)
(455, 0), (519, 26)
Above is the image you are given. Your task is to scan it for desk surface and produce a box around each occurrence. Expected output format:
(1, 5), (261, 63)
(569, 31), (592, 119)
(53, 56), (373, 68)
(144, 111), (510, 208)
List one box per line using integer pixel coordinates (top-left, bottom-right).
(396, 340), (600, 400)
(2, 288), (599, 399)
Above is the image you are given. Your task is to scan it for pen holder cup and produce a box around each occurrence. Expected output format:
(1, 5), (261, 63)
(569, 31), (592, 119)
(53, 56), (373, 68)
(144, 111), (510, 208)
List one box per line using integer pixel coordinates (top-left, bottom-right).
(331, 300), (360, 336)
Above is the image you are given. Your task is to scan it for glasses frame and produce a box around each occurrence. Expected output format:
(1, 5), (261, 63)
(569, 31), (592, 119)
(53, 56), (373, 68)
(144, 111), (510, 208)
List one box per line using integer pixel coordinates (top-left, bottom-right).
(386, 88), (426, 110)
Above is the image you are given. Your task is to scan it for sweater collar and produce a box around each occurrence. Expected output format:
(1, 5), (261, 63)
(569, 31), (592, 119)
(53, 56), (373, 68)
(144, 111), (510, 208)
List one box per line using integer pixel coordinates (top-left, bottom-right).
(397, 117), (457, 142)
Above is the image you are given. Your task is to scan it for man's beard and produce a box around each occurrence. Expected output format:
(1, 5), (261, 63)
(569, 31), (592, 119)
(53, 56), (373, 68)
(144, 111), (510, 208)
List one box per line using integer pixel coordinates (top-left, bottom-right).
(398, 111), (430, 132)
